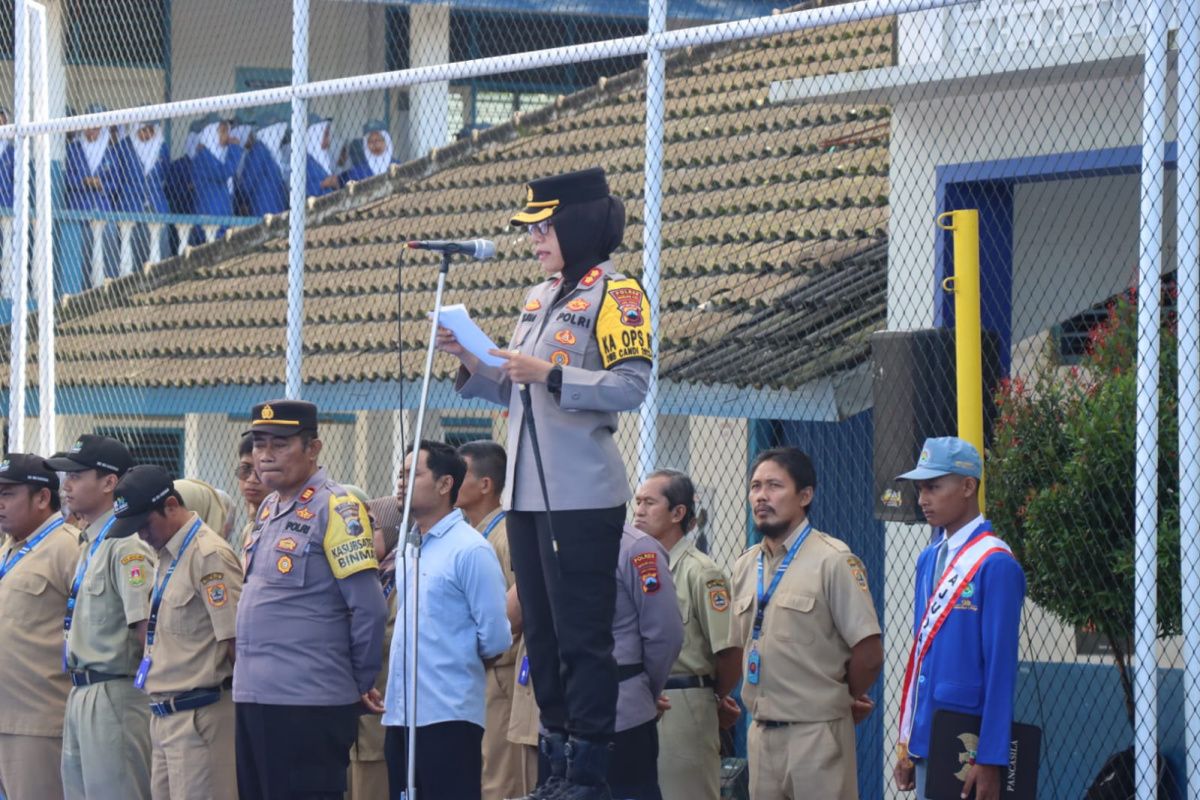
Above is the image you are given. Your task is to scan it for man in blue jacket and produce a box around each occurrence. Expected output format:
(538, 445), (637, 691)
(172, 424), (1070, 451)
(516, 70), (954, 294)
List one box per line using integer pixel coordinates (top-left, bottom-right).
(892, 437), (1025, 800)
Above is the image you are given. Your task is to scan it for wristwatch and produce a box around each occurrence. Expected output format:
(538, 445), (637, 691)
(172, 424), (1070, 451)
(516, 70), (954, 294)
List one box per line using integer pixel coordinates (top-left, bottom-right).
(547, 365), (563, 394)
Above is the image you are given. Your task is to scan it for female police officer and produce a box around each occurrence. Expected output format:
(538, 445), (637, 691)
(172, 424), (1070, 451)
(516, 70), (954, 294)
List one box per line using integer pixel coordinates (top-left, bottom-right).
(438, 167), (652, 800)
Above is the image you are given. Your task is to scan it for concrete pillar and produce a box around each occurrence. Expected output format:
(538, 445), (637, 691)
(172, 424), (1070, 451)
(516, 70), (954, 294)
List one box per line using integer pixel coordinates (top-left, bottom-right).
(407, 3), (450, 159)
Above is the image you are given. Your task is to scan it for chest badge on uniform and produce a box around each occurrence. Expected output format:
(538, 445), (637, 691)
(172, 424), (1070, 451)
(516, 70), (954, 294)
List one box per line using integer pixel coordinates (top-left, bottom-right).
(961, 581), (975, 599)
(581, 267), (603, 287)
(632, 552), (660, 594)
(206, 583), (228, 607)
(277, 555), (294, 574)
(128, 565), (146, 587)
(296, 508), (315, 521)
(709, 586), (730, 612)
(550, 350), (571, 367)
(566, 298), (590, 312)
(608, 286), (646, 327)
(525, 298), (542, 312)
(554, 329), (577, 346)
(278, 537), (298, 552)
(299, 487), (316, 504)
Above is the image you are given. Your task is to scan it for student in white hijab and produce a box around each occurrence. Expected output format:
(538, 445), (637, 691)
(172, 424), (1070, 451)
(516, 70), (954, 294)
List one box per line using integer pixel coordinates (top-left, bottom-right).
(305, 113), (341, 197)
(342, 120), (397, 182)
(191, 113), (238, 217)
(240, 109), (290, 216)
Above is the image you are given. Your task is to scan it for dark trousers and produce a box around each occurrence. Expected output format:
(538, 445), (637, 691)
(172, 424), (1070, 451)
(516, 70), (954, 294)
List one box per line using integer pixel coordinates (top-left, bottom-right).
(235, 702), (359, 800)
(384, 721), (483, 800)
(507, 506), (624, 740)
(610, 719), (662, 800)
(537, 718), (662, 798)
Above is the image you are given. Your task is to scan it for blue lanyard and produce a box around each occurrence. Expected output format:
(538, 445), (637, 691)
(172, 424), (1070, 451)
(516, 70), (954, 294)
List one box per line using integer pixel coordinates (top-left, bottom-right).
(481, 511), (506, 540)
(752, 523), (812, 642)
(0, 517), (64, 581)
(145, 519), (203, 650)
(63, 516), (118, 638)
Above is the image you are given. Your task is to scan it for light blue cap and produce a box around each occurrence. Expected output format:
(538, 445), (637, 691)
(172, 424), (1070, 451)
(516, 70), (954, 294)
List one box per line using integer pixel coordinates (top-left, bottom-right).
(896, 437), (982, 481)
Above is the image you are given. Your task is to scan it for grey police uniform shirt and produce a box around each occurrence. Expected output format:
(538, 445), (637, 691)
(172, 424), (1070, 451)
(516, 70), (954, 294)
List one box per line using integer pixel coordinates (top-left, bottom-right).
(613, 524), (684, 733)
(456, 260), (652, 512)
(233, 467), (388, 706)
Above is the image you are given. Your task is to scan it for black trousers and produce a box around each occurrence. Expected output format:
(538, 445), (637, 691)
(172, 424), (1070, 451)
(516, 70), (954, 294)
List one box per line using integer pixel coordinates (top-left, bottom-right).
(507, 506), (624, 739)
(537, 718), (662, 798)
(235, 702), (359, 800)
(385, 722), (483, 800)
(610, 719), (662, 800)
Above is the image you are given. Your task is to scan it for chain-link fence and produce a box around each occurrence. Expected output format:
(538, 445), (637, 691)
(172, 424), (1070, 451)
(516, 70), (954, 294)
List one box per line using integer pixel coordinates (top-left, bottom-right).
(0, 0), (1195, 796)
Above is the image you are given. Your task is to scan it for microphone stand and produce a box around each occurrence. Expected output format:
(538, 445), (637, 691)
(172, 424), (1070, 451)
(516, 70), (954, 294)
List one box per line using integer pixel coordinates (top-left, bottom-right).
(396, 249), (453, 800)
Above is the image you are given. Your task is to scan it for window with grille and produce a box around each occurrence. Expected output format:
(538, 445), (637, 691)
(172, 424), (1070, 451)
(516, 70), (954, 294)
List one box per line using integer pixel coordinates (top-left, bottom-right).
(95, 427), (184, 477)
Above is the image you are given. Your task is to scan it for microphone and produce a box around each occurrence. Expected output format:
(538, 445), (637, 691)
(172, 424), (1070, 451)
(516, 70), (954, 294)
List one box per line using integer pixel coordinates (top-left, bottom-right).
(406, 239), (496, 260)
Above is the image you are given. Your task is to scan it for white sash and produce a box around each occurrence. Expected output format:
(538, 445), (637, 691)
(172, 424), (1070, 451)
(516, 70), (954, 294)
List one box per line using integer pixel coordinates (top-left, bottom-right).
(897, 528), (1012, 747)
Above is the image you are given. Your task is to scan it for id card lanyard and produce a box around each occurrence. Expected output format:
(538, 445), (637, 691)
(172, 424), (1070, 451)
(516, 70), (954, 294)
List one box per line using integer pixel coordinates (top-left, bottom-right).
(747, 523), (812, 686)
(134, 519), (203, 690)
(481, 511), (506, 540)
(62, 516), (117, 671)
(0, 517), (64, 581)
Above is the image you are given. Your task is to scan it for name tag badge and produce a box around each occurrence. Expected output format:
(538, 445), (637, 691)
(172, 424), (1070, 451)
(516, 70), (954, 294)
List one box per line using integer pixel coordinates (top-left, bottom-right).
(134, 655), (152, 691)
(747, 647), (761, 686)
(518, 655), (530, 686)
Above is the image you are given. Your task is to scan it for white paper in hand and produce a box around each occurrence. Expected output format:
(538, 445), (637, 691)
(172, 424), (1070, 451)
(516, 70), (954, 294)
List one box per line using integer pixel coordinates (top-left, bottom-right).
(431, 304), (506, 367)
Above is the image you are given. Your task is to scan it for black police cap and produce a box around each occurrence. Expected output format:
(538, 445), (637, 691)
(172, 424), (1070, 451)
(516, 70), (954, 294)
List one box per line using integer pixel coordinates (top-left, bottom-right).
(110, 465), (176, 539)
(510, 167), (610, 226)
(0, 453), (60, 492)
(244, 399), (319, 437)
(45, 435), (133, 476)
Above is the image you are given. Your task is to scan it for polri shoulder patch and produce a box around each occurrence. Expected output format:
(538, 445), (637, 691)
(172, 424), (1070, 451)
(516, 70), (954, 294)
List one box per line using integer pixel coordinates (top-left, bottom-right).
(324, 494), (378, 579)
(632, 551), (660, 594)
(595, 277), (653, 369)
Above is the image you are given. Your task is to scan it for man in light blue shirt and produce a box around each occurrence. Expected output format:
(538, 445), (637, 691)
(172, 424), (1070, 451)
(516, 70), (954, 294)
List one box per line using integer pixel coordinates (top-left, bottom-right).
(379, 440), (512, 800)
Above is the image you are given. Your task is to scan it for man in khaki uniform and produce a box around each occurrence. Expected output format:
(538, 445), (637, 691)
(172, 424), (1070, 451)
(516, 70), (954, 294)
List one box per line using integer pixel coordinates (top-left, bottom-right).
(347, 495), (401, 800)
(457, 441), (538, 799)
(113, 465), (243, 800)
(633, 470), (741, 800)
(0, 455), (80, 800)
(50, 435), (156, 800)
(731, 448), (883, 800)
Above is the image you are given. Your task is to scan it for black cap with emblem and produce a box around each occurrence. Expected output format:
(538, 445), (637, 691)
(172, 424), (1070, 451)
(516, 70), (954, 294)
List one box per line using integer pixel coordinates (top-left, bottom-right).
(510, 167), (611, 226)
(0, 453), (60, 492)
(45, 435), (133, 476)
(110, 464), (178, 539)
(244, 399), (319, 437)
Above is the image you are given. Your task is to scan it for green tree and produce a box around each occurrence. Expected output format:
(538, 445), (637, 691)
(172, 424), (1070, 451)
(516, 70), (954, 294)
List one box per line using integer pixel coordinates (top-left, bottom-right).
(987, 293), (1180, 723)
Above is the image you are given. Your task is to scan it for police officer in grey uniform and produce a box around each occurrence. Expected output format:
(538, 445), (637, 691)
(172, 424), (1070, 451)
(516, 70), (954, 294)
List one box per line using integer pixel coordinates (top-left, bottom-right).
(234, 400), (388, 800)
(441, 167), (653, 800)
(609, 523), (684, 800)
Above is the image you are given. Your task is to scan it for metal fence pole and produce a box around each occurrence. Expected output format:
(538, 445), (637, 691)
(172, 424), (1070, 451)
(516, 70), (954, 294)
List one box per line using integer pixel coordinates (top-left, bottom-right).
(1177, 0), (1200, 794)
(1135, 0), (1168, 796)
(638, 0), (666, 482)
(30, 0), (52, 456)
(8, 0), (32, 452)
(285, 0), (309, 400)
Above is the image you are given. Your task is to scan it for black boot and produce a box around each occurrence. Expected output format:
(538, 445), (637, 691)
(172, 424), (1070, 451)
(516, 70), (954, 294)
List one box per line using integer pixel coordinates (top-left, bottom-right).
(517, 732), (569, 800)
(557, 737), (613, 800)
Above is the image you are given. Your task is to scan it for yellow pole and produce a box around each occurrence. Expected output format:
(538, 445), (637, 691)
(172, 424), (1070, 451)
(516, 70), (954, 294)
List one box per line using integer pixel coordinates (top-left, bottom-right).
(936, 209), (986, 512)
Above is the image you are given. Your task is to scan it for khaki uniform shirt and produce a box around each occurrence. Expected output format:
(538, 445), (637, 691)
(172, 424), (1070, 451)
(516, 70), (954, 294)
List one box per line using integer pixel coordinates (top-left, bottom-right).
(66, 508), (156, 675)
(0, 516), (80, 735)
(144, 514), (242, 696)
(456, 261), (653, 512)
(506, 636), (539, 746)
(667, 537), (736, 678)
(234, 467), (387, 705)
(731, 525), (880, 723)
(477, 508), (519, 669)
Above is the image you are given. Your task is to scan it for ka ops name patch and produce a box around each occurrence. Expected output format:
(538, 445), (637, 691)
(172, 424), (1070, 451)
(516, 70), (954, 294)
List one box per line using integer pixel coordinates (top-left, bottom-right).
(323, 494), (378, 579)
(595, 277), (653, 369)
